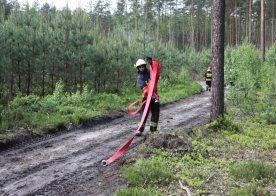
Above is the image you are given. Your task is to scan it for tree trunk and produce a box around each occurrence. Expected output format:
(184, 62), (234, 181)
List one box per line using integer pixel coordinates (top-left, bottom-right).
(27, 61), (31, 95)
(156, 0), (161, 41)
(0, 75), (2, 99)
(204, 10), (208, 48)
(248, 0), (252, 42)
(260, 0), (265, 62)
(230, 14), (233, 46)
(210, 0), (225, 121)
(51, 64), (55, 93)
(164, 2), (167, 43)
(42, 63), (45, 97)
(79, 63), (83, 94)
(10, 73), (14, 97)
(17, 59), (21, 93)
(189, 0), (194, 48)
(174, 0), (178, 47)
(169, 4), (172, 45)
(271, 0), (274, 45)
(235, 0), (238, 46)
(182, 17), (185, 49)
(182, 5), (186, 49)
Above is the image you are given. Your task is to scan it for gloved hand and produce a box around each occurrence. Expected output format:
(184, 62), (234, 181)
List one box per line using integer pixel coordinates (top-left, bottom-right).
(146, 57), (152, 65)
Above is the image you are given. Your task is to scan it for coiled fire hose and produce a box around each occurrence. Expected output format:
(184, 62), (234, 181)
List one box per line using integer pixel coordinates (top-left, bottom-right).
(101, 59), (160, 166)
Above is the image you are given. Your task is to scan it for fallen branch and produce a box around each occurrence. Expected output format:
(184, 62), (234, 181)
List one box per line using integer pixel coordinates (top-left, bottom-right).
(179, 180), (192, 196)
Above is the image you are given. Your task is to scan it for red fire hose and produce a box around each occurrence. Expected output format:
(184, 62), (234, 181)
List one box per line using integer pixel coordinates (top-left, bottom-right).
(127, 99), (146, 115)
(101, 59), (160, 166)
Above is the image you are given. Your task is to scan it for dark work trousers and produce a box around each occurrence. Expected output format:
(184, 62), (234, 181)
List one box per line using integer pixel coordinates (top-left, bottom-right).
(206, 81), (211, 88)
(139, 98), (160, 132)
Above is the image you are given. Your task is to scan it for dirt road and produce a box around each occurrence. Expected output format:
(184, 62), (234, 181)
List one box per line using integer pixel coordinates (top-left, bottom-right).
(0, 82), (211, 196)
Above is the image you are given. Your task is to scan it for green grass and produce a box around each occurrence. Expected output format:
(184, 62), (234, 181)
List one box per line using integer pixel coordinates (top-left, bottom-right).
(159, 82), (201, 104)
(230, 161), (276, 184)
(222, 122), (276, 150)
(121, 156), (173, 187)
(230, 184), (271, 196)
(205, 115), (240, 133)
(114, 187), (160, 196)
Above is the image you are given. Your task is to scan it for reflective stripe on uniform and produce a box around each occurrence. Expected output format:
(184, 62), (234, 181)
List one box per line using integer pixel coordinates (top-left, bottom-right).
(150, 121), (158, 127)
(206, 73), (212, 78)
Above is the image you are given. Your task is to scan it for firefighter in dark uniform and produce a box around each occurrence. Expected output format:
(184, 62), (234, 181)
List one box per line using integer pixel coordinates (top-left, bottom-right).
(204, 66), (212, 91)
(134, 58), (160, 135)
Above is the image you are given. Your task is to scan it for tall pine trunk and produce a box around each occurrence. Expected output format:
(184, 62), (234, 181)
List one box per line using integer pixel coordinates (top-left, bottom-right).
(248, 0), (252, 42)
(210, 0), (225, 121)
(189, 0), (194, 48)
(270, 0), (274, 45)
(156, 0), (161, 41)
(260, 0), (265, 62)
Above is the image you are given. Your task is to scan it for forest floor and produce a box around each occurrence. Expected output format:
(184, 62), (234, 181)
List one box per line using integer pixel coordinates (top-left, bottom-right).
(0, 82), (212, 195)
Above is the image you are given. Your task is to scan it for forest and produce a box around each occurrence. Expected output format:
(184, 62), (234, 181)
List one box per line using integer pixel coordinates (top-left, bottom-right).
(0, 0), (275, 99)
(0, 0), (276, 195)
(1, 0), (275, 125)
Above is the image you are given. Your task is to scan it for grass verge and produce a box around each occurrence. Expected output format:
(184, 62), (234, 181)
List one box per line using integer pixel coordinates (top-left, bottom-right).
(0, 80), (201, 141)
(115, 116), (276, 195)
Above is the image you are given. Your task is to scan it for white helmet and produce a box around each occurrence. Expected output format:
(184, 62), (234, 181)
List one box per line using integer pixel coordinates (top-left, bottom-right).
(134, 59), (146, 68)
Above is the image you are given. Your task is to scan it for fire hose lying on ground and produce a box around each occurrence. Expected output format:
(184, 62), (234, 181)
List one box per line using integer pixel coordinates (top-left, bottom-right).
(101, 58), (160, 166)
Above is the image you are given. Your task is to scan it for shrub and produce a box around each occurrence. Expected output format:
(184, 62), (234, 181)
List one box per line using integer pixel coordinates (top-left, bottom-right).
(94, 93), (123, 110)
(8, 95), (41, 113)
(0, 95), (41, 129)
(114, 188), (160, 196)
(257, 107), (276, 124)
(207, 116), (240, 133)
(40, 95), (59, 113)
(52, 81), (66, 103)
(230, 184), (270, 196)
(121, 157), (172, 187)
(225, 42), (261, 91)
(230, 161), (276, 183)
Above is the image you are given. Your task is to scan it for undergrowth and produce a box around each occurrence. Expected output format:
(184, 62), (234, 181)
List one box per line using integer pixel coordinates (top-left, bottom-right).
(121, 156), (173, 187)
(114, 187), (160, 196)
(230, 184), (271, 196)
(115, 116), (276, 195)
(0, 79), (201, 135)
(230, 161), (276, 184)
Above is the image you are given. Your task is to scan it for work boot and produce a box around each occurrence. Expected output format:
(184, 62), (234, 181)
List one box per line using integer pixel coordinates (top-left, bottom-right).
(136, 127), (144, 136)
(150, 126), (157, 133)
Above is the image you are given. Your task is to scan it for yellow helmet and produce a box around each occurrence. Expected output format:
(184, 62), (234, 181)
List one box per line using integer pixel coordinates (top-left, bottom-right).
(134, 59), (146, 68)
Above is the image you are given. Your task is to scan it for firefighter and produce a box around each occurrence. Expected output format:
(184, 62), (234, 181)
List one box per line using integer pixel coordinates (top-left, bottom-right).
(134, 58), (160, 136)
(204, 66), (212, 91)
